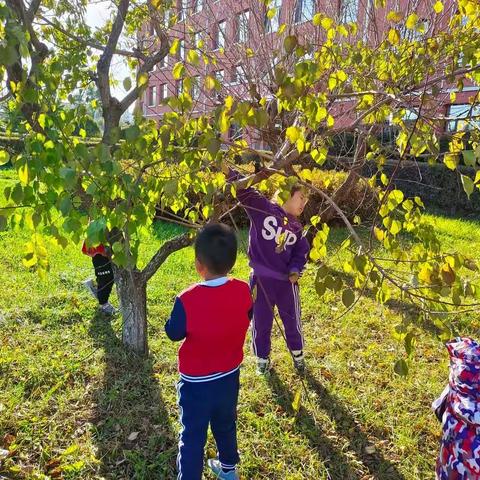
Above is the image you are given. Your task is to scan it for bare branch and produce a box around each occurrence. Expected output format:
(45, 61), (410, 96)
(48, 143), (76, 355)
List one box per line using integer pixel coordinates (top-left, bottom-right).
(142, 233), (194, 282)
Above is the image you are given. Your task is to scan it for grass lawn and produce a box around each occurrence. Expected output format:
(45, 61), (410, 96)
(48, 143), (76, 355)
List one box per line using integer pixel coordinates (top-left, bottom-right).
(1, 169), (479, 479)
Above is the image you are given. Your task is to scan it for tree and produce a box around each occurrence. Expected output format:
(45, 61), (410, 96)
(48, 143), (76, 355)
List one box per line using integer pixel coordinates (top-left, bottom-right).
(1, 0), (479, 365)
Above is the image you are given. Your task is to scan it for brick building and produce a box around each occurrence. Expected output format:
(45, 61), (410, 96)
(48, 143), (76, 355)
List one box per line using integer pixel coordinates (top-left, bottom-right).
(138, 0), (479, 144)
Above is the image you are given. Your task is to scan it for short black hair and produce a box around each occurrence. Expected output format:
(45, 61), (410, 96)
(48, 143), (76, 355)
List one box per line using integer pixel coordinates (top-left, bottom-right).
(195, 223), (237, 275)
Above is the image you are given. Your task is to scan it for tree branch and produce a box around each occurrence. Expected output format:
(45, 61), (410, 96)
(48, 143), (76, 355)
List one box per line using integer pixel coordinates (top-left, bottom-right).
(142, 233), (194, 282)
(39, 15), (145, 60)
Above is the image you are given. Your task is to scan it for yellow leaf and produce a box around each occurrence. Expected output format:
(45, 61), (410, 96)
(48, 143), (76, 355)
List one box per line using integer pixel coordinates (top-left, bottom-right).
(286, 126), (300, 143)
(204, 75), (217, 90)
(444, 153), (459, 170)
(326, 115), (334, 127)
(292, 386), (302, 412)
(387, 11), (403, 22)
(406, 13), (418, 30)
(434, 1), (444, 13)
(313, 13), (322, 26)
(374, 227), (384, 241)
(321, 17), (334, 30)
(277, 24), (286, 34)
(225, 95), (234, 111)
(388, 28), (400, 45)
(18, 164), (29, 185)
(138, 73), (148, 87)
(316, 106), (327, 122)
(169, 38), (180, 55)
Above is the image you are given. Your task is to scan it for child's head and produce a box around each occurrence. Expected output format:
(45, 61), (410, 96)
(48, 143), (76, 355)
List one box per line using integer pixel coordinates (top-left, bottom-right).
(195, 223), (237, 279)
(281, 185), (309, 218)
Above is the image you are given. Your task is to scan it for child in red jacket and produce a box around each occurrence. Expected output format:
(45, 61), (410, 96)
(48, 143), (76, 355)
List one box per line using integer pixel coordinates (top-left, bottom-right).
(82, 242), (116, 315)
(165, 224), (252, 480)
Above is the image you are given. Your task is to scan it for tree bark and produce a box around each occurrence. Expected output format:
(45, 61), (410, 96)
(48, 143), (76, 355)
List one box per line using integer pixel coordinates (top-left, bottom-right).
(115, 268), (148, 355)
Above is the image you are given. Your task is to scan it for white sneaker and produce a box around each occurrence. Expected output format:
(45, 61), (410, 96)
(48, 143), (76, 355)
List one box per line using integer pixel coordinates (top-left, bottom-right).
(83, 279), (98, 300)
(256, 357), (271, 375)
(99, 302), (117, 316)
(207, 459), (239, 479)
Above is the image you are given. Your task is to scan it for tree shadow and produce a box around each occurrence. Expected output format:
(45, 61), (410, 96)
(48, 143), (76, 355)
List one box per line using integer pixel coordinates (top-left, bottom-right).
(267, 369), (406, 480)
(88, 314), (177, 479)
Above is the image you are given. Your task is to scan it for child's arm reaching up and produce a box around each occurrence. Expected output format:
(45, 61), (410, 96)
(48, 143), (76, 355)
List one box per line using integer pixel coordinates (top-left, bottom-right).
(164, 298), (187, 341)
(225, 165), (271, 213)
(287, 234), (310, 283)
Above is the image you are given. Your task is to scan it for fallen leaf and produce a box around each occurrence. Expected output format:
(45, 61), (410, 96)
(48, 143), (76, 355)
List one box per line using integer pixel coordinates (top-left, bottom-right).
(2, 434), (15, 447)
(127, 431), (139, 441)
(365, 444), (376, 454)
(0, 448), (9, 460)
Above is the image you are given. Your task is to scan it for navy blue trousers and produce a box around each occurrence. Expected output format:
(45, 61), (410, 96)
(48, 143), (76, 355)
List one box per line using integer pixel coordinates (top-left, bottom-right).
(176, 369), (240, 479)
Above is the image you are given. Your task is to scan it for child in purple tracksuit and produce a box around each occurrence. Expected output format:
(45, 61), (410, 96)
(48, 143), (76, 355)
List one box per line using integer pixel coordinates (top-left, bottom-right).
(229, 168), (310, 374)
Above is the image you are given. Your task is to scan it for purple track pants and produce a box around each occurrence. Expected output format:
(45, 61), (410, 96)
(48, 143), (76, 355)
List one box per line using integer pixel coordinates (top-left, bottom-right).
(250, 275), (304, 359)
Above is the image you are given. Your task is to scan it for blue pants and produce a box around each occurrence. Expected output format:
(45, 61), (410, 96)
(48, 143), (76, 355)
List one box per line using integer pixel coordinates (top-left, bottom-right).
(176, 369), (240, 479)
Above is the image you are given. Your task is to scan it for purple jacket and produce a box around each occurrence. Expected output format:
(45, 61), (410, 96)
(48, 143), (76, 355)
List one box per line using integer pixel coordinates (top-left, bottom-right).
(232, 170), (310, 281)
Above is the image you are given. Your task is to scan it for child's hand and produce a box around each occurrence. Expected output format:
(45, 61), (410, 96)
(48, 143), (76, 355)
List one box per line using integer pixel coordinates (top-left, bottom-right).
(288, 272), (300, 284)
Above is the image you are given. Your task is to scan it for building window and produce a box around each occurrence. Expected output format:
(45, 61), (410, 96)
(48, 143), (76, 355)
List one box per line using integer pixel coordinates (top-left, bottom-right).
(236, 10), (250, 43)
(147, 86), (156, 106)
(192, 76), (201, 100)
(231, 64), (246, 83)
(164, 9), (171, 27)
(160, 54), (168, 69)
(214, 20), (226, 50)
(447, 104), (480, 132)
(179, 39), (185, 60)
(176, 79), (184, 96)
(178, 0), (188, 22)
(193, 0), (203, 13)
(340, 0), (358, 23)
(265, 0), (282, 32)
(294, 0), (315, 23)
(194, 31), (202, 50)
(159, 84), (168, 102)
(215, 69), (225, 82)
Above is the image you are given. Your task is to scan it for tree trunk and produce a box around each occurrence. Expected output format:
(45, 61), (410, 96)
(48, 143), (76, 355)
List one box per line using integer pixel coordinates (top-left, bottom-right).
(115, 268), (148, 355)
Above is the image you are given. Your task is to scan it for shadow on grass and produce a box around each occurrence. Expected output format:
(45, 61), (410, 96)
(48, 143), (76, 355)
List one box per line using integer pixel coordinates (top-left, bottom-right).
(88, 314), (177, 479)
(267, 369), (405, 480)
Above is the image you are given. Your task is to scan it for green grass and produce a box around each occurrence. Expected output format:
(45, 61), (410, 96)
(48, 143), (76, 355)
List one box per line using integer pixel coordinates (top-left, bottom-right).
(1, 169), (480, 479)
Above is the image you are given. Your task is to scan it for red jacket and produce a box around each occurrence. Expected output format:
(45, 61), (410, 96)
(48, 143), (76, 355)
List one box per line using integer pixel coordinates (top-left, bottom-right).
(165, 277), (252, 381)
(81, 241), (107, 257)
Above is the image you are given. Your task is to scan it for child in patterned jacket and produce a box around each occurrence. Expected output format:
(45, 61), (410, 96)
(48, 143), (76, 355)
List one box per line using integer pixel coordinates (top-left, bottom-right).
(433, 337), (480, 479)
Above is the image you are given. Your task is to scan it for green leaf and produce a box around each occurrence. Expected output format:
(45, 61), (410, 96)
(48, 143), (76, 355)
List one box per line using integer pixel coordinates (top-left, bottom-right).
(284, 35), (298, 54)
(60, 167), (76, 188)
(0, 216), (7, 231)
(394, 359), (408, 376)
(462, 150), (476, 167)
(125, 125), (141, 141)
(461, 174), (474, 199)
(0, 150), (10, 166)
(123, 77), (132, 91)
(206, 138), (221, 156)
(59, 196), (72, 216)
(342, 289), (355, 308)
